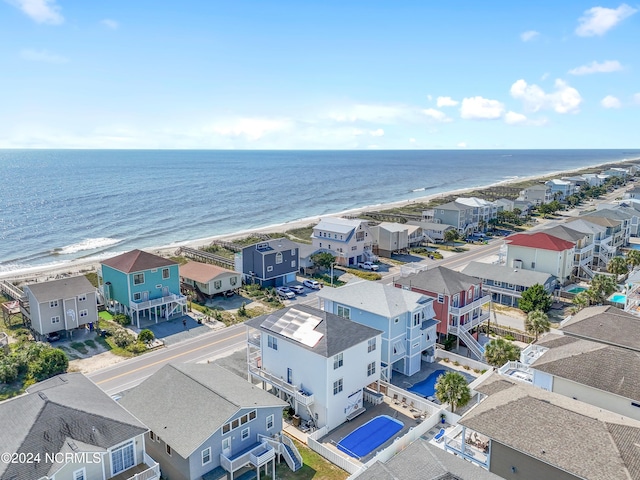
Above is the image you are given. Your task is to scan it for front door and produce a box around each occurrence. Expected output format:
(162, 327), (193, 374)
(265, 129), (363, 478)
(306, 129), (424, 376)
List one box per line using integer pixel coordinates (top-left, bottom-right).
(287, 368), (293, 384)
(222, 437), (231, 457)
(162, 286), (169, 297)
(142, 291), (149, 301)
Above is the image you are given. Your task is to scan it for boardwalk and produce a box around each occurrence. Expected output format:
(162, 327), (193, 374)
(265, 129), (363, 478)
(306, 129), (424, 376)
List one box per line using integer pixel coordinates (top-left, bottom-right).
(176, 247), (235, 269)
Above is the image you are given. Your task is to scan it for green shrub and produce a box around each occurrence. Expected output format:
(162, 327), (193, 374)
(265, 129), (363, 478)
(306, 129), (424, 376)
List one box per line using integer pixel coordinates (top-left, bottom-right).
(238, 302), (247, 317)
(0, 359), (19, 384)
(504, 334), (515, 341)
(113, 314), (131, 326)
(453, 361), (460, 366)
(138, 329), (155, 344)
(13, 329), (31, 343)
(127, 342), (147, 354)
(112, 329), (134, 348)
(30, 348), (68, 381)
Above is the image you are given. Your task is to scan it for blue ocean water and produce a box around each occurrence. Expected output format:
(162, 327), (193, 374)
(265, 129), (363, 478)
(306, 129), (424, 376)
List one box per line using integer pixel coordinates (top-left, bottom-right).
(0, 149), (638, 273)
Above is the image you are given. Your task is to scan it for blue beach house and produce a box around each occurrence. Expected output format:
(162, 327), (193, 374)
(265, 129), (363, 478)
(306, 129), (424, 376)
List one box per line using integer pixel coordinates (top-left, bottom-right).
(99, 249), (187, 328)
(317, 281), (438, 379)
(235, 238), (299, 287)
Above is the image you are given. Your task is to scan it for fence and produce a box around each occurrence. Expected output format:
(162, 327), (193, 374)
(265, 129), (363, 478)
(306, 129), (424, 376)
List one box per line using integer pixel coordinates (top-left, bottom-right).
(307, 427), (362, 474)
(435, 349), (490, 372)
(382, 382), (441, 417)
(484, 325), (535, 343)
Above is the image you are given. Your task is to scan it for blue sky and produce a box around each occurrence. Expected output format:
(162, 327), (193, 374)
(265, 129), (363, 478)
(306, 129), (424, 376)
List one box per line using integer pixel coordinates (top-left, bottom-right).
(1, 1), (639, 149)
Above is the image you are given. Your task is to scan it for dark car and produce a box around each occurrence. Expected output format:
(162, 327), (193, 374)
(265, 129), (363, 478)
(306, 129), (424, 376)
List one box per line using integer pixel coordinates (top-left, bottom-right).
(46, 332), (61, 342)
(223, 290), (235, 298)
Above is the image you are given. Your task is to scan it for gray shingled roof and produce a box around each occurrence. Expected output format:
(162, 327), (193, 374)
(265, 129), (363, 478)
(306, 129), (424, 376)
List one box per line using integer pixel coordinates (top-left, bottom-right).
(356, 438), (503, 480)
(563, 218), (607, 235)
(25, 275), (95, 303)
(245, 305), (382, 358)
(395, 266), (479, 296)
(461, 262), (554, 288)
(531, 339), (640, 401)
(583, 208), (634, 221)
(101, 249), (176, 273)
(119, 363), (287, 459)
(460, 374), (640, 480)
(561, 306), (640, 352)
(540, 224), (589, 243)
(316, 281), (435, 319)
(0, 373), (147, 480)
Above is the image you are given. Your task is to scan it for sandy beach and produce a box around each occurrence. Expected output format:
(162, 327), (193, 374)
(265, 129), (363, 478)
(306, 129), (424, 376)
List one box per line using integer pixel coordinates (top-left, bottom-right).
(1, 157), (637, 286)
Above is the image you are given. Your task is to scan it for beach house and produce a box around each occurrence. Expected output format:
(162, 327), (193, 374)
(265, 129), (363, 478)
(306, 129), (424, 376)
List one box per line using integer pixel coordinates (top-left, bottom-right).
(394, 266), (490, 360)
(369, 222), (412, 257)
(426, 201), (477, 235)
(0, 373), (157, 480)
(406, 220), (453, 243)
(179, 261), (241, 299)
(456, 197), (498, 231)
(119, 363), (298, 480)
(539, 224), (596, 279)
(22, 275), (98, 341)
(316, 281), (438, 378)
(444, 373), (640, 480)
(505, 232), (575, 284)
(235, 238), (299, 287)
(563, 218), (611, 269)
(517, 184), (552, 206)
(99, 249), (187, 328)
(246, 305), (382, 431)
(545, 179), (576, 201)
(311, 217), (375, 266)
(461, 261), (556, 308)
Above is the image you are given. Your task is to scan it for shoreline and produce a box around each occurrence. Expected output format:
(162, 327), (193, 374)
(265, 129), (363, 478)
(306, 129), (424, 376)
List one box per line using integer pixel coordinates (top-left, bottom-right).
(1, 156), (638, 285)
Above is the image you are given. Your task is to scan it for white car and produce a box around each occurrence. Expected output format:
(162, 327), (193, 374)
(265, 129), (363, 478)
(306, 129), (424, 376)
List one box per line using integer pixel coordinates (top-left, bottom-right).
(289, 285), (305, 294)
(276, 287), (295, 299)
(303, 279), (321, 289)
(358, 261), (380, 271)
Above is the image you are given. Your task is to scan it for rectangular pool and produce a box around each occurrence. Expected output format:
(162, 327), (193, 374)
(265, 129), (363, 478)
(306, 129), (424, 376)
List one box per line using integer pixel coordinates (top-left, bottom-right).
(609, 294), (626, 303)
(337, 415), (404, 459)
(567, 287), (587, 294)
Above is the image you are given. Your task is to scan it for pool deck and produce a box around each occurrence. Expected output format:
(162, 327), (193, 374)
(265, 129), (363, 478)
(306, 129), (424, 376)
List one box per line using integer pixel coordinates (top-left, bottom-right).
(319, 400), (428, 463)
(389, 360), (477, 396)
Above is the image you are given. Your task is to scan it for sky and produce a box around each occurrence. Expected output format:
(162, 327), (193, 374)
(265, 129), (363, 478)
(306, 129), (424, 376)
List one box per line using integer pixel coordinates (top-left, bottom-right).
(1, 1), (639, 149)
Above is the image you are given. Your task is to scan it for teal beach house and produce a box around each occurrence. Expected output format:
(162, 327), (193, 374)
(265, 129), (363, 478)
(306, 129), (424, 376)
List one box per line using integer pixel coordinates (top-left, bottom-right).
(99, 249), (187, 328)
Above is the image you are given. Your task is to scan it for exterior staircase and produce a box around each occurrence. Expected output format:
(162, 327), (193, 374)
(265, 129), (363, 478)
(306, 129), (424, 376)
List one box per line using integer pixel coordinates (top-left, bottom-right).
(283, 442), (302, 471)
(456, 326), (485, 360)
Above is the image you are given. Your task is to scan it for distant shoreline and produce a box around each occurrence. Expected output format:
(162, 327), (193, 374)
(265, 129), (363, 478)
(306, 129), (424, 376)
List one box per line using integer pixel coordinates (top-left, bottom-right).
(1, 156), (638, 284)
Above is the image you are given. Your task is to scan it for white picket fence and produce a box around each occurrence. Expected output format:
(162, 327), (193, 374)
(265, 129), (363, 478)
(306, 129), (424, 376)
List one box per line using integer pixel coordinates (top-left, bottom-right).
(382, 382), (441, 416)
(435, 348), (490, 371)
(307, 427), (362, 474)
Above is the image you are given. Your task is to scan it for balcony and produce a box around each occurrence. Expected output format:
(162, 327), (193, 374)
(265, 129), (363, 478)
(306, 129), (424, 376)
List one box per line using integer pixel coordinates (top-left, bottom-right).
(449, 295), (491, 317)
(443, 425), (490, 469)
(498, 361), (533, 384)
(111, 454), (160, 480)
(248, 360), (314, 406)
(130, 293), (187, 312)
(220, 442), (275, 473)
(448, 311), (490, 335)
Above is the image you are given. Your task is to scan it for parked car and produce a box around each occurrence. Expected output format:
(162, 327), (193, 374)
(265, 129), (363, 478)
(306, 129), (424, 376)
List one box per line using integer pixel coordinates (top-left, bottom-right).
(289, 285), (305, 294)
(358, 261), (379, 271)
(223, 290), (235, 298)
(276, 287), (295, 299)
(303, 279), (321, 289)
(46, 332), (61, 342)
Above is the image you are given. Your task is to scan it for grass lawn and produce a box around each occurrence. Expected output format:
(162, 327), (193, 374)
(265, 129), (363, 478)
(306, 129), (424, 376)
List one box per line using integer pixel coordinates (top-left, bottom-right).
(98, 311), (114, 321)
(262, 438), (348, 480)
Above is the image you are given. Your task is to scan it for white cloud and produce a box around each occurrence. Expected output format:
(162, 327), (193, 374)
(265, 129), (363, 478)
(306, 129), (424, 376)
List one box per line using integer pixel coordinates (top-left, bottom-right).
(634, 93), (640, 105)
(409, 138), (416, 144)
(20, 48), (68, 64)
(520, 30), (539, 42)
(457, 142), (467, 148)
(601, 95), (622, 109)
(510, 78), (582, 114)
(6, 0), (63, 24)
(101, 18), (119, 29)
(369, 128), (384, 137)
(575, 4), (637, 37)
(327, 104), (412, 124)
(422, 108), (451, 123)
(206, 117), (291, 141)
(569, 60), (623, 75)
(504, 111), (528, 125)
(436, 96), (459, 107)
(459, 96), (505, 120)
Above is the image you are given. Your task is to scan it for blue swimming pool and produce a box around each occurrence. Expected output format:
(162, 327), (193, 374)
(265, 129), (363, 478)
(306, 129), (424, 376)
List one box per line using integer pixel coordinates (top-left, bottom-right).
(567, 286), (587, 294)
(609, 293), (626, 304)
(337, 415), (404, 458)
(408, 369), (447, 398)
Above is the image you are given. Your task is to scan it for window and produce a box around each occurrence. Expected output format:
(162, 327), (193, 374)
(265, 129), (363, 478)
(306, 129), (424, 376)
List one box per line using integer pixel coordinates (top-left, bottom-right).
(333, 353), (343, 369)
(214, 280), (222, 289)
(266, 414), (274, 430)
(133, 292), (141, 301)
(413, 313), (420, 327)
(393, 317), (399, 324)
(79, 309), (88, 318)
(133, 273), (144, 285)
(202, 447), (211, 465)
(267, 266), (273, 272)
(351, 245), (357, 251)
(150, 431), (156, 441)
(367, 362), (376, 376)
(249, 410), (256, 420)
(77, 295), (86, 302)
(51, 316), (60, 324)
(232, 419), (239, 429)
(241, 428), (250, 441)
(291, 260), (296, 268)
(111, 440), (135, 475)
(291, 248), (296, 255)
(267, 335), (278, 350)
(368, 338), (376, 352)
(73, 468), (86, 480)
(50, 300), (59, 308)
(495, 281), (502, 287)
(437, 294), (444, 303)
(393, 341), (406, 356)
(222, 437), (231, 451)
(333, 378), (343, 395)
(162, 268), (170, 279)
(275, 252), (283, 264)
(452, 294), (459, 307)
(230, 277), (237, 286)
(413, 342), (419, 349)
(531, 262), (536, 268)
(151, 269), (157, 273)
(319, 242), (322, 247)
(166, 444), (172, 456)
(222, 424), (230, 434)
(337, 305), (350, 319)
(155, 284), (162, 289)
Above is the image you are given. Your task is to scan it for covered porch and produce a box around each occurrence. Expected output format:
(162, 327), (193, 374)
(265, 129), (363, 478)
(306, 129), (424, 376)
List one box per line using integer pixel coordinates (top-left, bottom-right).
(220, 441), (277, 480)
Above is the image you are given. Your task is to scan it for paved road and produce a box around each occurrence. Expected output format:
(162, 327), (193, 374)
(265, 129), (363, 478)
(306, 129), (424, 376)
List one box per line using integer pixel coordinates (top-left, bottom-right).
(88, 324), (246, 396)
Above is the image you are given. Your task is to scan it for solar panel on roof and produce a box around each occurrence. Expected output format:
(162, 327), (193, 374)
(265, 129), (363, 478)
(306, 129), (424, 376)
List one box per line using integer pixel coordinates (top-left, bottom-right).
(260, 308), (324, 347)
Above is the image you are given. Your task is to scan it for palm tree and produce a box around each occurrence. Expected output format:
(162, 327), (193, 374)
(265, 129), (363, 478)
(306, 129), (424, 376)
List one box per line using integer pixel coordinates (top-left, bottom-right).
(626, 250), (640, 270)
(484, 338), (521, 367)
(525, 310), (551, 341)
(608, 256), (629, 281)
(444, 229), (459, 246)
(587, 274), (617, 305)
(434, 371), (472, 412)
(570, 291), (590, 314)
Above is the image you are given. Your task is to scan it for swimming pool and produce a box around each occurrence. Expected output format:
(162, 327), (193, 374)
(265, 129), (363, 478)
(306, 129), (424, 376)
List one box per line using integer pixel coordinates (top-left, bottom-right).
(609, 293), (626, 304)
(337, 415), (404, 459)
(408, 369), (447, 398)
(567, 287), (587, 294)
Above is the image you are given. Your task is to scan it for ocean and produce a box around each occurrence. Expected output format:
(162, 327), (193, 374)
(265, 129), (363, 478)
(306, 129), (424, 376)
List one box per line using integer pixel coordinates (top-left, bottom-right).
(1, 149), (638, 274)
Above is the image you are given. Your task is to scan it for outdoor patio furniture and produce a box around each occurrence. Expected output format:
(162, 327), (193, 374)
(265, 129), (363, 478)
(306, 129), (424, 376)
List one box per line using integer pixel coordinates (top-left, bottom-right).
(434, 428), (446, 442)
